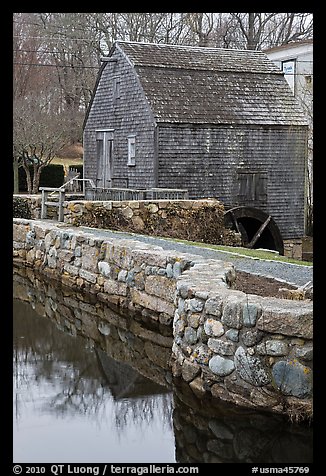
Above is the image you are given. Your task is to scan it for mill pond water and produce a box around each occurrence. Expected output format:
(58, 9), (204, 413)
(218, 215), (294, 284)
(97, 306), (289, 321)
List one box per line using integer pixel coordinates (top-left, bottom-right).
(13, 267), (313, 464)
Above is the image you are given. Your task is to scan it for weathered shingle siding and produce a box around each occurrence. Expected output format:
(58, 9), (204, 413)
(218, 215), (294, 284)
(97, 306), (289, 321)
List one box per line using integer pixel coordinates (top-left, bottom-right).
(84, 48), (156, 188)
(84, 41), (308, 241)
(157, 124), (307, 239)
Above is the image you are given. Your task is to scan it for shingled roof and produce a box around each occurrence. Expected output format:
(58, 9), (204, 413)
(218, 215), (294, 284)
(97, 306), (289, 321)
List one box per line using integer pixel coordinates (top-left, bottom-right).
(105, 41), (308, 126)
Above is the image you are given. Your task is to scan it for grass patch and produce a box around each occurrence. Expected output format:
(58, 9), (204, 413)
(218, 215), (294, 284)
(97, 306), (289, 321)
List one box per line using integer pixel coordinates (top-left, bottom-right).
(51, 157), (83, 167)
(91, 227), (312, 266)
(155, 236), (313, 266)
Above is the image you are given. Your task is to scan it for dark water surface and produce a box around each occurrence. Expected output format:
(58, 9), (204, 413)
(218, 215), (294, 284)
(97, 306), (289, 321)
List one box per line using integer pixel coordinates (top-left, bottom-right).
(13, 267), (313, 464)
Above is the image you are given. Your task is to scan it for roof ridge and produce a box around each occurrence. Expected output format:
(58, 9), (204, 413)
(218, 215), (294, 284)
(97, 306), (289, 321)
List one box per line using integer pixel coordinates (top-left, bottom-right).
(115, 39), (266, 55)
(264, 39), (313, 53)
(135, 63), (283, 75)
(113, 41), (282, 75)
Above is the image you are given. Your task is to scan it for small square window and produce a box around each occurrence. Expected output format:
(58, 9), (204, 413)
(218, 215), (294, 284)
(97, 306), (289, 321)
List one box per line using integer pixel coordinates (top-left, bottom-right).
(237, 171), (267, 204)
(305, 75), (312, 85)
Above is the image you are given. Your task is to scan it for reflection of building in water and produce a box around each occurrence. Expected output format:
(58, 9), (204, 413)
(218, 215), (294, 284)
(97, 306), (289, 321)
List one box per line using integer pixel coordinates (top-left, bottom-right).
(173, 380), (312, 464)
(95, 348), (173, 432)
(13, 266), (173, 430)
(96, 349), (170, 400)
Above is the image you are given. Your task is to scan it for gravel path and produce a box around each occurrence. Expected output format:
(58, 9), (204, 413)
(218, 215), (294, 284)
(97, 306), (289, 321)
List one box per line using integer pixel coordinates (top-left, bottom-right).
(79, 227), (313, 288)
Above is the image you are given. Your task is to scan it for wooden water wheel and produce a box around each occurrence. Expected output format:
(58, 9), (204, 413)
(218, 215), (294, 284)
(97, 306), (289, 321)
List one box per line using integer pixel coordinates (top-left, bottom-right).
(224, 206), (284, 255)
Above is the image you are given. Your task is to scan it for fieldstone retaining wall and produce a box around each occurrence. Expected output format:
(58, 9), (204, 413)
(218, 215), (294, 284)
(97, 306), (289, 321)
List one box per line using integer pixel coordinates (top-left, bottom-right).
(14, 267), (312, 463)
(284, 236), (313, 262)
(13, 195), (241, 246)
(13, 218), (313, 419)
(13, 218), (211, 325)
(63, 198), (241, 246)
(172, 261), (313, 420)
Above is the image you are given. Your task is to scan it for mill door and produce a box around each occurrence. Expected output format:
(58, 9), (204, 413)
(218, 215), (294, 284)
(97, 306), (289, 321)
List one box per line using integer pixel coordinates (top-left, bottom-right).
(96, 130), (114, 188)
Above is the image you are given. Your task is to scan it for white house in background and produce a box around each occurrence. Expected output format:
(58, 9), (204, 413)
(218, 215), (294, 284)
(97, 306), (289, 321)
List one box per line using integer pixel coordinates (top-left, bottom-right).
(265, 40), (313, 235)
(264, 39), (313, 96)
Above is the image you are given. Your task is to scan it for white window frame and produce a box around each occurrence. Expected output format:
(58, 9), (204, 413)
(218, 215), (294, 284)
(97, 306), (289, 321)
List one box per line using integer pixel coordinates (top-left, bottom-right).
(127, 135), (136, 166)
(281, 59), (296, 95)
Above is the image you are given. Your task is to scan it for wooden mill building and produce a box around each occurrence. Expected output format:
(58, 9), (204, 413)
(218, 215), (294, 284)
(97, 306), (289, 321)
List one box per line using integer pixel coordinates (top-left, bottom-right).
(83, 41), (308, 249)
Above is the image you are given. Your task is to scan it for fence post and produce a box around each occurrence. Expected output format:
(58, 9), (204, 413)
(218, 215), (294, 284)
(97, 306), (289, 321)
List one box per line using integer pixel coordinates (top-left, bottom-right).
(41, 189), (48, 219)
(58, 189), (65, 222)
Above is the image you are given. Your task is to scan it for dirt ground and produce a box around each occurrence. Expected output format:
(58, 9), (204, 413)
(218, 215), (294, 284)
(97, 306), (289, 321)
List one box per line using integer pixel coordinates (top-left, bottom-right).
(233, 270), (297, 298)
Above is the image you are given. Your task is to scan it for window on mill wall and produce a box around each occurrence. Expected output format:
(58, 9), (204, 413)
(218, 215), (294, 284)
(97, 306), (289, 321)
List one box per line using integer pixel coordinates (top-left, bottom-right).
(237, 171), (267, 206)
(127, 135), (136, 166)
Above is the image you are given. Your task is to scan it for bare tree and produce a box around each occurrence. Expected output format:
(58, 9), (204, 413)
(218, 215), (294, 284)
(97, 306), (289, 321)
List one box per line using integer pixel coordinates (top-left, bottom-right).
(13, 13), (46, 100)
(229, 13), (313, 50)
(37, 13), (101, 141)
(13, 13), (55, 192)
(13, 94), (70, 193)
(183, 13), (215, 46)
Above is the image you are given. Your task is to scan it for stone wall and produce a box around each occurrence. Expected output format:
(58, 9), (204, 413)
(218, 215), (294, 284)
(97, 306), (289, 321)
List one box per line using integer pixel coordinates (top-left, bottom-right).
(64, 198), (241, 246)
(14, 268), (312, 463)
(13, 218), (213, 325)
(284, 237), (313, 262)
(12, 195), (241, 247)
(172, 259), (313, 421)
(13, 218), (313, 419)
(13, 195), (42, 220)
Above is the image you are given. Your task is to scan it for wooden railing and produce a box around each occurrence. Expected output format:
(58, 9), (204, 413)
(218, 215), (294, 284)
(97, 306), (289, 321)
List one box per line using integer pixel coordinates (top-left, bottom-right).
(145, 188), (189, 200)
(39, 178), (96, 221)
(40, 187), (66, 222)
(85, 187), (144, 201)
(40, 182), (189, 221)
(85, 187), (189, 201)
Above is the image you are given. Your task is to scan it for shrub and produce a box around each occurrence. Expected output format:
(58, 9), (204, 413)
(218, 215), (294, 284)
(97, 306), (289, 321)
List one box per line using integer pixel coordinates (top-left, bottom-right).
(40, 164), (64, 188)
(13, 197), (31, 219)
(17, 164), (65, 192)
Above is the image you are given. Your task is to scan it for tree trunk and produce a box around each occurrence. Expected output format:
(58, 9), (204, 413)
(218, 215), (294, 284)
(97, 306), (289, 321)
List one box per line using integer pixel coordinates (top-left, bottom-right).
(247, 13), (255, 49)
(13, 160), (19, 194)
(32, 165), (42, 194)
(22, 163), (32, 194)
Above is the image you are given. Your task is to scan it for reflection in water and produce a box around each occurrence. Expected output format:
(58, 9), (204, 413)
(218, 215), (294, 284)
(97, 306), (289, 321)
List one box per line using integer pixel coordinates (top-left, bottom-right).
(173, 381), (313, 464)
(96, 350), (172, 432)
(13, 269), (174, 463)
(13, 266), (313, 463)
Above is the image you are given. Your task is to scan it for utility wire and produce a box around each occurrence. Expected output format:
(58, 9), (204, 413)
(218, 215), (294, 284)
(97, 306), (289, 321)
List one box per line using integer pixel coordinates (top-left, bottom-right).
(14, 49), (98, 54)
(14, 62), (99, 69)
(13, 34), (99, 41)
